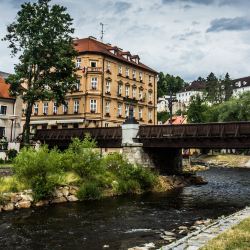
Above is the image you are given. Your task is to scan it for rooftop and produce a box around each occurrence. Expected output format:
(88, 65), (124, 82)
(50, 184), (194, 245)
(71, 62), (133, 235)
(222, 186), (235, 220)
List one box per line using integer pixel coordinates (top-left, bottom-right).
(178, 81), (206, 93)
(232, 76), (250, 89)
(0, 76), (13, 99)
(74, 37), (157, 74)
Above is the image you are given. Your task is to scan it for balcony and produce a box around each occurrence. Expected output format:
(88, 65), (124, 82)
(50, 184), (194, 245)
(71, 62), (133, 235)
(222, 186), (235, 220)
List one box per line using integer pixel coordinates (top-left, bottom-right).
(86, 67), (102, 73)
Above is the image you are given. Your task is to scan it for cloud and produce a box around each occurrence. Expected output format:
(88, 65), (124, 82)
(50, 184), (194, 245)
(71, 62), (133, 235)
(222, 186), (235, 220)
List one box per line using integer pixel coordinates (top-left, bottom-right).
(207, 16), (250, 32)
(114, 1), (132, 13)
(162, 0), (215, 5)
(172, 31), (201, 41)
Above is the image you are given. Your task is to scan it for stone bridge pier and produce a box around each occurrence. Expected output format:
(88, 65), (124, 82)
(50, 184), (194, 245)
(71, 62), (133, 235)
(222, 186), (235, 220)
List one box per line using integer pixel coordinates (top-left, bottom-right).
(121, 122), (182, 174)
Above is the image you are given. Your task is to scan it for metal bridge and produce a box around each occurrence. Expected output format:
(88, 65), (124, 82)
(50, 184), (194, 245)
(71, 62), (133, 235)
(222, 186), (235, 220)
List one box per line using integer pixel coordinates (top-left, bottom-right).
(35, 121), (250, 149)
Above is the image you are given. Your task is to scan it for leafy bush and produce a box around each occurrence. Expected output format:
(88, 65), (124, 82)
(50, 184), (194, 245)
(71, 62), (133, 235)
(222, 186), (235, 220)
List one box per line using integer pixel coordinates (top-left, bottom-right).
(116, 179), (141, 194)
(63, 137), (103, 179)
(13, 146), (64, 200)
(6, 149), (18, 161)
(77, 182), (101, 200)
(0, 158), (4, 164)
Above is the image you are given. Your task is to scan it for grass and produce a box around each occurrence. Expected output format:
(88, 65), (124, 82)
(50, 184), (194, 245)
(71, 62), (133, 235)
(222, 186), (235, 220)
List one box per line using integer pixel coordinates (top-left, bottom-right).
(0, 163), (13, 168)
(201, 217), (250, 250)
(0, 176), (27, 193)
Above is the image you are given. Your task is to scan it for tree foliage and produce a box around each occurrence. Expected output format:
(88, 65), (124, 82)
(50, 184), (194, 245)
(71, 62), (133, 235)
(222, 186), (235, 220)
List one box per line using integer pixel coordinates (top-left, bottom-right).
(3, 0), (78, 143)
(157, 72), (185, 98)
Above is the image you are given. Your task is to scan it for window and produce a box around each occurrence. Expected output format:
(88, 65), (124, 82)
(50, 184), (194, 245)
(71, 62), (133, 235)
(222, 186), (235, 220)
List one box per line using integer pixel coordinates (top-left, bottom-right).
(139, 89), (143, 100)
(73, 123), (79, 128)
(74, 100), (79, 113)
(107, 61), (111, 71)
(149, 75), (152, 83)
(106, 80), (111, 93)
(53, 102), (58, 114)
(132, 87), (136, 98)
(118, 103), (122, 116)
(139, 72), (143, 81)
(0, 106), (7, 115)
(34, 103), (38, 115)
(125, 105), (129, 117)
(62, 124), (68, 128)
(132, 70), (136, 79)
(90, 61), (97, 67)
(139, 107), (143, 120)
(118, 65), (122, 74)
(148, 91), (152, 102)
(148, 109), (152, 121)
(125, 67), (129, 77)
(43, 102), (48, 115)
(90, 99), (97, 112)
(76, 58), (81, 68)
(125, 85), (129, 97)
(63, 102), (68, 114)
(105, 101), (110, 114)
(105, 123), (109, 127)
(118, 84), (122, 95)
(91, 77), (98, 89)
(75, 79), (80, 91)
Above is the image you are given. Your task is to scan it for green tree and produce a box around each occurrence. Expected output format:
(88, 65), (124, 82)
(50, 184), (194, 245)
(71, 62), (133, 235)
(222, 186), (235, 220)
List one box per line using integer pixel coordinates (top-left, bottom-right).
(222, 73), (233, 101)
(3, 0), (78, 144)
(205, 72), (219, 104)
(187, 95), (208, 123)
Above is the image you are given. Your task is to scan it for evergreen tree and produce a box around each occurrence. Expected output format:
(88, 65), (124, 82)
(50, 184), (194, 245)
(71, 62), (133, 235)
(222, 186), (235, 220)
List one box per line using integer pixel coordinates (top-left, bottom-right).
(205, 72), (219, 104)
(3, 0), (78, 144)
(223, 73), (233, 101)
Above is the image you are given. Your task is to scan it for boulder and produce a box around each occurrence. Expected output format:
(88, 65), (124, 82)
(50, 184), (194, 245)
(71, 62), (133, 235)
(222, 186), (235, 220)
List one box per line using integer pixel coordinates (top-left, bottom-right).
(10, 193), (22, 203)
(163, 231), (176, 237)
(16, 200), (31, 209)
(35, 200), (49, 207)
(67, 195), (78, 202)
(51, 197), (67, 204)
(2, 202), (14, 211)
(69, 186), (79, 195)
(61, 187), (69, 197)
(53, 189), (63, 198)
(20, 194), (34, 202)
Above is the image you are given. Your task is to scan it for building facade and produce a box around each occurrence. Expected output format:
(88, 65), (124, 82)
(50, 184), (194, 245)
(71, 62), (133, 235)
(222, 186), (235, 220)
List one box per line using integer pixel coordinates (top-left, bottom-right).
(28, 37), (158, 129)
(232, 76), (250, 97)
(176, 81), (205, 111)
(0, 75), (22, 142)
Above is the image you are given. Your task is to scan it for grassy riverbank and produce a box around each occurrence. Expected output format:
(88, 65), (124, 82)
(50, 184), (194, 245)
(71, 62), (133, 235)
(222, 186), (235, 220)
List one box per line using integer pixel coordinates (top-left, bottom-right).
(201, 217), (250, 250)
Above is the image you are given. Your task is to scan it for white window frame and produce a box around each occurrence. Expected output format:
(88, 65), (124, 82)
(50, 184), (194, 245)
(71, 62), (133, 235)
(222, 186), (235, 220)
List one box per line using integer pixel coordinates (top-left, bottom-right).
(125, 105), (129, 117)
(76, 79), (80, 91)
(118, 65), (122, 74)
(139, 72), (143, 81)
(118, 103), (122, 116)
(139, 89), (143, 100)
(106, 80), (111, 93)
(125, 86), (129, 97)
(74, 100), (79, 113)
(118, 84), (122, 95)
(107, 61), (111, 70)
(63, 102), (68, 113)
(139, 107), (143, 120)
(90, 99), (97, 112)
(132, 87), (136, 98)
(53, 102), (58, 114)
(43, 102), (48, 115)
(105, 101), (110, 114)
(90, 60), (97, 68)
(91, 77), (98, 89)
(34, 103), (38, 115)
(148, 109), (152, 121)
(132, 70), (136, 79)
(76, 58), (81, 68)
(148, 91), (152, 102)
(125, 67), (129, 77)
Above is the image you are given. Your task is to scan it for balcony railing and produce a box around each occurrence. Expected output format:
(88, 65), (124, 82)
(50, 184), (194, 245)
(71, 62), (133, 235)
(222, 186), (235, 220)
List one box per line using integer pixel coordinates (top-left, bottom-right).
(86, 67), (102, 73)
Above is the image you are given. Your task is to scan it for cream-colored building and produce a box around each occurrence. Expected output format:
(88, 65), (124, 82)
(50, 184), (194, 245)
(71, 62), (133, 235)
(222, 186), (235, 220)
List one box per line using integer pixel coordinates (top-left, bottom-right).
(28, 37), (158, 129)
(0, 75), (22, 142)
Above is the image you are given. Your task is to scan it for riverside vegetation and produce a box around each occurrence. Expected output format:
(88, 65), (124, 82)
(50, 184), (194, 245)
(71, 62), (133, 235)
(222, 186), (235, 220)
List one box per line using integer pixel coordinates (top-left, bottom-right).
(0, 136), (158, 208)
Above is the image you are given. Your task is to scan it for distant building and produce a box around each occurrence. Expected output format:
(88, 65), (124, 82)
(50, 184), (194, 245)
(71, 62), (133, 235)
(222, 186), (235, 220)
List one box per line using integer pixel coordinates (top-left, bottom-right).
(232, 76), (250, 97)
(157, 95), (182, 114)
(27, 36), (158, 130)
(0, 76), (22, 141)
(176, 81), (205, 111)
(165, 115), (187, 125)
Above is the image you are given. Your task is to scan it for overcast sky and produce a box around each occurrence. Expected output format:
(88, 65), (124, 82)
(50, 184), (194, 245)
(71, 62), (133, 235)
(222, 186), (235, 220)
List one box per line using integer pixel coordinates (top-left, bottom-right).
(0, 0), (250, 82)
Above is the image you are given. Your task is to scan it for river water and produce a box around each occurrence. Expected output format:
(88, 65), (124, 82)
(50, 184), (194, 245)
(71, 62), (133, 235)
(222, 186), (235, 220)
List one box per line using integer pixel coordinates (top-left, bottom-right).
(0, 167), (250, 250)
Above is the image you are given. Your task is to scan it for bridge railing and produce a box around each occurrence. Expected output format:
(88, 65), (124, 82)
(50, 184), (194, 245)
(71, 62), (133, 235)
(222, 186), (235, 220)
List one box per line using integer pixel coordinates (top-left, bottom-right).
(138, 122), (250, 139)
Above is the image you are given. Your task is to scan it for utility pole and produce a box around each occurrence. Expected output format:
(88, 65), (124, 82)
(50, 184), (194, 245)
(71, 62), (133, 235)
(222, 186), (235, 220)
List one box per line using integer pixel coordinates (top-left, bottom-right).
(100, 22), (104, 42)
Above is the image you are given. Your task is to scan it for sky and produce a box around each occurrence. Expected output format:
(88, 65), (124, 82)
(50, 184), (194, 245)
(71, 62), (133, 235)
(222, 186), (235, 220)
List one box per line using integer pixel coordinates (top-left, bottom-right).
(0, 0), (250, 82)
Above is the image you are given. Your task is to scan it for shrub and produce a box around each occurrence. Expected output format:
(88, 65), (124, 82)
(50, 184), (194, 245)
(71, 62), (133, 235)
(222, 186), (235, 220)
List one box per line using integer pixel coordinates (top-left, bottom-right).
(63, 137), (103, 179)
(13, 146), (64, 200)
(6, 149), (18, 161)
(116, 179), (141, 194)
(0, 158), (4, 164)
(77, 182), (102, 200)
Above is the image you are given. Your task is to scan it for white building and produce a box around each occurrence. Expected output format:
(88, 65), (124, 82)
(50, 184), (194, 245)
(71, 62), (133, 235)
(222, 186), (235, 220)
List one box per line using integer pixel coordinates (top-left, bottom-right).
(157, 95), (181, 114)
(0, 75), (22, 142)
(176, 81), (205, 110)
(232, 76), (250, 97)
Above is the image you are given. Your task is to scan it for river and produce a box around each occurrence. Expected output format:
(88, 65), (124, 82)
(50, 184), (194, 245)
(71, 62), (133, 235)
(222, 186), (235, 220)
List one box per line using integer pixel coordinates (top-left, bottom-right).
(0, 167), (250, 250)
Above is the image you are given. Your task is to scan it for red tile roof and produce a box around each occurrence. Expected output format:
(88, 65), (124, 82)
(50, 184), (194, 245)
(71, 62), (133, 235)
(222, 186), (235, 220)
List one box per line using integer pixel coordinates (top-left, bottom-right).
(74, 37), (157, 74)
(179, 81), (206, 92)
(0, 76), (13, 99)
(165, 115), (187, 125)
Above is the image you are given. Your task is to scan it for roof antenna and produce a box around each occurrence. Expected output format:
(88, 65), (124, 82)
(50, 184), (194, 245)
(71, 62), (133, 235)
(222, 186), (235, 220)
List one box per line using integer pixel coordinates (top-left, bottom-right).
(100, 22), (105, 42)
